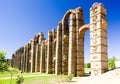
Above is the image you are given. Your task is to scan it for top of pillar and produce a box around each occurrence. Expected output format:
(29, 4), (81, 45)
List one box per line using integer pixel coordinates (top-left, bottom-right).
(38, 32), (44, 36)
(90, 2), (105, 11)
(57, 21), (62, 31)
(75, 7), (83, 13)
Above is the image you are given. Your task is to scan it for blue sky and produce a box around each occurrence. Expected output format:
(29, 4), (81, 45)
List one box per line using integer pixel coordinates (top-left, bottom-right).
(0, 0), (120, 62)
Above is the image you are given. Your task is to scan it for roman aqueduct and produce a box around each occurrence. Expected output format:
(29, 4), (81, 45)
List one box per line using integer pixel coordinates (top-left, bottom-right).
(11, 2), (108, 76)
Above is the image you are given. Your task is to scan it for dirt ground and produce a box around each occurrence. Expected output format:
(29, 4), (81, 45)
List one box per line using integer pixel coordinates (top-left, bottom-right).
(71, 68), (120, 84)
(23, 68), (120, 84)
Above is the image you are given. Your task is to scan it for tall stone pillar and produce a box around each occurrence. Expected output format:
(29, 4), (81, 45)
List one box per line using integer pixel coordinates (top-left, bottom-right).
(51, 29), (56, 73)
(62, 19), (69, 75)
(35, 44), (39, 72)
(27, 42), (31, 72)
(44, 40), (48, 72)
(29, 40), (33, 73)
(31, 39), (36, 72)
(55, 22), (62, 75)
(90, 3), (108, 76)
(38, 32), (45, 72)
(25, 45), (28, 72)
(23, 47), (26, 72)
(40, 41), (45, 73)
(68, 13), (76, 76)
(76, 7), (85, 76)
(46, 31), (53, 74)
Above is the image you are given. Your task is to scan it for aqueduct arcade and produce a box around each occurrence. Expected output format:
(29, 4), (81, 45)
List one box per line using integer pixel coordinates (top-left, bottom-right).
(11, 2), (108, 76)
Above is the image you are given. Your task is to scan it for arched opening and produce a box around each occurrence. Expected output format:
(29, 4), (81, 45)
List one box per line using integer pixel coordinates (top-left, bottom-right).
(84, 30), (90, 75)
(61, 10), (74, 74)
(78, 24), (90, 76)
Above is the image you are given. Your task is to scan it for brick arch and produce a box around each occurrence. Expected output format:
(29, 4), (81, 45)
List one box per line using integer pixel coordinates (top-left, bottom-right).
(61, 10), (75, 75)
(79, 24), (90, 37)
(62, 10), (75, 21)
(77, 24), (90, 76)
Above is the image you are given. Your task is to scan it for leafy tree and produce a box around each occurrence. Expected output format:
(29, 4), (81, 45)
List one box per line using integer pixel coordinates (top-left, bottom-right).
(108, 56), (116, 70)
(8, 67), (20, 84)
(0, 51), (9, 72)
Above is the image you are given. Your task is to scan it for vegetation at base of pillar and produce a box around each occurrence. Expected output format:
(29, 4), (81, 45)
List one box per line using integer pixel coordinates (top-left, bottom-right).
(0, 51), (9, 72)
(108, 56), (116, 70)
(85, 62), (91, 68)
(54, 74), (74, 83)
(16, 73), (24, 84)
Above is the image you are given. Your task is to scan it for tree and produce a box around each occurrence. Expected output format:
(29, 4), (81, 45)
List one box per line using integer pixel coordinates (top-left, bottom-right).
(108, 56), (116, 70)
(0, 51), (9, 72)
(8, 67), (20, 84)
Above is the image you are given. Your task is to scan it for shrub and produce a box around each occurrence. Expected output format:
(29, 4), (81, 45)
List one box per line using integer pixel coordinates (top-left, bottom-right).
(16, 74), (24, 84)
(85, 62), (91, 68)
(54, 74), (74, 83)
(66, 74), (74, 82)
(108, 56), (116, 70)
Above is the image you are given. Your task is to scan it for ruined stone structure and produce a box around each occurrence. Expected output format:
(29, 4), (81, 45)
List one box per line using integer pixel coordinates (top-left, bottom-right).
(11, 3), (108, 76)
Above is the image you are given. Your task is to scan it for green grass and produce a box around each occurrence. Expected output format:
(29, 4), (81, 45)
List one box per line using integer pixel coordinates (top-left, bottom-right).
(0, 72), (47, 78)
(0, 68), (90, 84)
(0, 74), (56, 84)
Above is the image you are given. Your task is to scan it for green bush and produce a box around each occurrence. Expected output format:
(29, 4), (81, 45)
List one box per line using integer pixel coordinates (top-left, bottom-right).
(85, 62), (91, 68)
(16, 74), (24, 84)
(55, 74), (74, 83)
(108, 56), (116, 70)
(66, 74), (74, 82)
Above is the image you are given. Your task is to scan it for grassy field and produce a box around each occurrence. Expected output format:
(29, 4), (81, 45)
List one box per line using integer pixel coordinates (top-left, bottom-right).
(0, 72), (56, 84)
(0, 75), (56, 84)
(0, 72), (47, 78)
(0, 68), (90, 84)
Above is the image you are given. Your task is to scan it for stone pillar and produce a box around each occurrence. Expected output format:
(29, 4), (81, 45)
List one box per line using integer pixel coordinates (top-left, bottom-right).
(62, 19), (69, 75)
(25, 44), (29, 72)
(51, 29), (57, 73)
(35, 44), (39, 72)
(90, 3), (108, 76)
(36, 43), (40, 72)
(38, 32), (45, 72)
(29, 40), (33, 73)
(46, 31), (53, 74)
(44, 40), (48, 72)
(76, 7), (85, 76)
(27, 42), (31, 72)
(40, 41), (45, 73)
(55, 22), (62, 75)
(31, 39), (36, 72)
(21, 53), (24, 72)
(23, 47), (26, 72)
(68, 13), (76, 76)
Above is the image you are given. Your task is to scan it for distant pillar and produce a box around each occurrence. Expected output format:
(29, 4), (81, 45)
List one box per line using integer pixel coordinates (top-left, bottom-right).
(90, 3), (108, 76)
(27, 42), (31, 72)
(31, 39), (36, 72)
(35, 44), (39, 72)
(40, 41), (45, 73)
(44, 40), (48, 72)
(46, 31), (53, 74)
(55, 22), (62, 75)
(68, 13), (76, 76)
